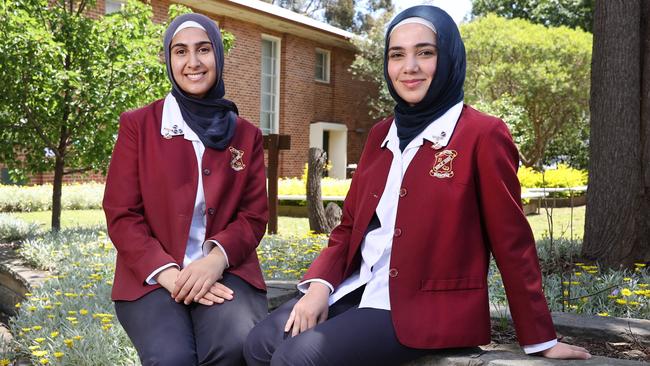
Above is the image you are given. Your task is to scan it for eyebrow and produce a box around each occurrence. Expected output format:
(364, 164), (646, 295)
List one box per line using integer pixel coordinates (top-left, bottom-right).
(170, 41), (212, 49)
(388, 42), (437, 51)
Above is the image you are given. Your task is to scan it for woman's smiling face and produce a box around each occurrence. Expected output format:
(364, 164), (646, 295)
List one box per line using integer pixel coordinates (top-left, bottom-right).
(387, 23), (438, 106)
(170, 27), (217, 99)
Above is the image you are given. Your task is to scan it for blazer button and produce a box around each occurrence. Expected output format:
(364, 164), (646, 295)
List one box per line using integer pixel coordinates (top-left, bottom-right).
(207, 208), (215, 215)
(389, 268), (399, 278)
(203, 168), (211, 176)
(399, 188), (407, 197)
(394, 228), (402, 237)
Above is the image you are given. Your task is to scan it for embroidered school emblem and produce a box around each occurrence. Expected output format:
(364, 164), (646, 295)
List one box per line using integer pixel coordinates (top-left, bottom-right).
(430, 150), (457, 179)
(229, 147), (246, 171)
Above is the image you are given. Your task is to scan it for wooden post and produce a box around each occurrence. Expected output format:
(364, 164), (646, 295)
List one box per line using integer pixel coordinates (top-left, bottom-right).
(263, 134), (290, 234)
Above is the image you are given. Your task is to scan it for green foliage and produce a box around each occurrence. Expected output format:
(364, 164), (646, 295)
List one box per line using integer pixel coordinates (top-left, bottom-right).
(0, 214), (39, 242)
(349, 10), (395, 119)
(471, 0), (594, 31)
(0, 184), (104, 212)
(258, 233), (327, 280)
(462, 15), (592, 167)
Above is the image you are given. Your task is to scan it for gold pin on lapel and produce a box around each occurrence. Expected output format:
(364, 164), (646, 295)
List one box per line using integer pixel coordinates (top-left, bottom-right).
(229, 147), (246, 171)
(430, 150), (457, 178)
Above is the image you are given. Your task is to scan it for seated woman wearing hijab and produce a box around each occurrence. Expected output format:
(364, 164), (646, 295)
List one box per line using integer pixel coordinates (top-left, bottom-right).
(103, 13), (268, 366)
(244, 6), (591, 366)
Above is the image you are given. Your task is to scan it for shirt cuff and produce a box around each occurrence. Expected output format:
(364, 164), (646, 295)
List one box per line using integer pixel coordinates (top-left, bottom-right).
(203, 240), (229, 268)
(523, 339), (558, 354)
(297, 279), (334, 294)
(145, 263), (179, 285)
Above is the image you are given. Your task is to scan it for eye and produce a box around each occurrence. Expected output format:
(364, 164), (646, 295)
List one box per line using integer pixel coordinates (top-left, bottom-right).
(199, 46), (211, 54)
(174, 48), (186, 56)
(418, 48), (437, 57)
(388, 51), (404, 59)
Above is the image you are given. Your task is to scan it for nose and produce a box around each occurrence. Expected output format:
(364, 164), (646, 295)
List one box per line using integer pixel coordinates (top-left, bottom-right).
(404, 54), (419, 73)
(188, 51), (201, 68)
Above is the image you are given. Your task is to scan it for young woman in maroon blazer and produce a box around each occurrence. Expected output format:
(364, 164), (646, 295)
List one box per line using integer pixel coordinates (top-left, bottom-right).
(103, 13), (268, 366)
(244, 6), (590, 365)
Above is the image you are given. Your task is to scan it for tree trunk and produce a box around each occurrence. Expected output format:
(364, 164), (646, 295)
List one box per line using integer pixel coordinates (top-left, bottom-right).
(51, 154), (64, 232)
(582, 0), (650, 267)
(307, 148), (330, 234)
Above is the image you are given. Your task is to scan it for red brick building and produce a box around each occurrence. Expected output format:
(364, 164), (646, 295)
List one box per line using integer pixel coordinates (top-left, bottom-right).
(2, 0), (377, 184)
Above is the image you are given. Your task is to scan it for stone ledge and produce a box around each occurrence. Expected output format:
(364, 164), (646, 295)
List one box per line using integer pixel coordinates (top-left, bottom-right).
(404, 344), (648, 366)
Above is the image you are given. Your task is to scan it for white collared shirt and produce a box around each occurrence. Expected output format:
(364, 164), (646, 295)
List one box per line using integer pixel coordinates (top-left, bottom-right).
(298, 101), (557, 353)
(145, 94), (228, 285)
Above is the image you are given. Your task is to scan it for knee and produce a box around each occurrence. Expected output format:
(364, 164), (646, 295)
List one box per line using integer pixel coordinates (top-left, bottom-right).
(243, 322), (276, 366)
(270, 337), (318, 366)
(200, 325), (250, 366)
(140, 344), (196, 366)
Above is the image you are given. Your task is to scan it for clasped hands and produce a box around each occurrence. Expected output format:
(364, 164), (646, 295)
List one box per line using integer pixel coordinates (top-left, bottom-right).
(155, 248), (233, 306)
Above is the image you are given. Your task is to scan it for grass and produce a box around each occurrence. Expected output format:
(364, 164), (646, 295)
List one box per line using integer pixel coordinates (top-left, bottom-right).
(12, 206), (587, 241)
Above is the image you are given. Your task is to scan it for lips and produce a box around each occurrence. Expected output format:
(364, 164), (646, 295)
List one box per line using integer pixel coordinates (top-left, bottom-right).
(185, 72), (206, 81)
(401, 79), (425, 89)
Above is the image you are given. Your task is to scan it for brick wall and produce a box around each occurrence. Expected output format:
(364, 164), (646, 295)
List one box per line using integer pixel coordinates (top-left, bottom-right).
(4, 0), (379, 185)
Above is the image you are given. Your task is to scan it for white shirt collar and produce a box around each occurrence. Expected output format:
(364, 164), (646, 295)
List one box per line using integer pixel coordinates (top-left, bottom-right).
(161, 93), (200, 142)
(381, 101), (463, 152)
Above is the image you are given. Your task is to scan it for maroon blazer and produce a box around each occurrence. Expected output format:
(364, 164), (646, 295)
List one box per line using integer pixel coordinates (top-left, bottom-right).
(303, 105), (556, 349)
(103, 99), (268, 301)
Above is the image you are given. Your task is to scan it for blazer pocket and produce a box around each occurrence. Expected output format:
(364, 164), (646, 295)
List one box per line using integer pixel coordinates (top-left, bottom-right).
(420, 277), (484, 291)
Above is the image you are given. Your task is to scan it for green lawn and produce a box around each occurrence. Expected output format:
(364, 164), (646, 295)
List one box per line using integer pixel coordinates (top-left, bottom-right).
(11, 206), (586, 240)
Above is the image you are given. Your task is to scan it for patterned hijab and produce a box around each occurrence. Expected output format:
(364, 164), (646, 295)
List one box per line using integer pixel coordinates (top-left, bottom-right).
(384, 6), (466, 151)
(163, 13), (238, 150)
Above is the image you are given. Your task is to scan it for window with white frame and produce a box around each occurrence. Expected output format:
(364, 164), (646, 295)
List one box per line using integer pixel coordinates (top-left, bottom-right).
(315, 48), (330, 83)
(260, 36), (280, 135)
(105, 0), (124, 14)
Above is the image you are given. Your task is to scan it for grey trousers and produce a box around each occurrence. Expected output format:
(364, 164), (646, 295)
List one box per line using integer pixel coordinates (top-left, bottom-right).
(115, 272), (267, 366)
(244, 287), (429, 366)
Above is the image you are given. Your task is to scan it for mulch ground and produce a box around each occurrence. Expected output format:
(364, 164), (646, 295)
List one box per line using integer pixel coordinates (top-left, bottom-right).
(491, 321), (650, 362)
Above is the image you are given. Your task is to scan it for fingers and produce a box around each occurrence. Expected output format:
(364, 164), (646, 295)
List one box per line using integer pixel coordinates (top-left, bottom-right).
(284, 309), (296, 333)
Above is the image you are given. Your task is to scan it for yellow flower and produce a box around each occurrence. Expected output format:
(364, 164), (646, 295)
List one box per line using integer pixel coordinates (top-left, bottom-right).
(28, 306), (37, 311)
(597, 312), (609, 316)
(29, 345), (40, 351)
(54, 302), (62, 307)
(574, 272), (582, 276)
(39, 358), (49, 365)
(35, 337), (45, 343)
(629, 301), (640, 306)
(66, 317), (77, 322)
(43, 305), (52, 310)
(102, 324), (113, 330)
(54, 291), (62, 296)
(634, 263), (647, 268)
(50, 331), (59, 338)
(0, 359), (11, 366)
(621, 288), (633, 297)
(21, 327), (31, 332)
(79, 309), (88, 315)
(54, 352), (64, 358)
(634, 290), (645, 295)
(623, 277), (632, 281)
(101, 318), (112, 324)
(616, 299), (628, 305)
(32, 326), (42, 331)
(47, 315), (54, 319)
(67, 311), (76, 315)
(25, 293), (33, 297)
(563, 290), (569, 296)
(32, 351), (47, 357)
(64, 339), (73, 348)
(581, 297), (588, 302)
(72, 335), (82, 341)
(575, 262), (584, 266)
(569, 305), (578, 309)
(15, 302), (21, 308)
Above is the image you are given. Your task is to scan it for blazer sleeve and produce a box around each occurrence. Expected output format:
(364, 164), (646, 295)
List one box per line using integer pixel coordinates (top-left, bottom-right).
(103, 112), (176, 283)
(475, 119), (557, 346)
(206, 128), (268, 268)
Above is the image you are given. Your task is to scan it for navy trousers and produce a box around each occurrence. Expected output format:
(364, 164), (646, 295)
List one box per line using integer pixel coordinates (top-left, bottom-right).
(244, 287), (429, 366)
(115, 272), (267, 366)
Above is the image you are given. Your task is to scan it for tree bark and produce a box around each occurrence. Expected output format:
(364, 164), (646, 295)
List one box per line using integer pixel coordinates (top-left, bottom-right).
(307, 148), (331, 234)
(51, 154), (64, 232)
(582, 0), (650, 267)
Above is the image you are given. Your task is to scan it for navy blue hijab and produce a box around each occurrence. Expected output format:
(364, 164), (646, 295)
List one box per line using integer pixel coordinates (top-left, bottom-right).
(164, 13), (238, 150)
(384, 6), (466, 151)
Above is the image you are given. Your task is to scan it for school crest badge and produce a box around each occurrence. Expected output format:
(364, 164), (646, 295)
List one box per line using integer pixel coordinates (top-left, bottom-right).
(229, 147), (246, 172)
(430, 150), (457, 179)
